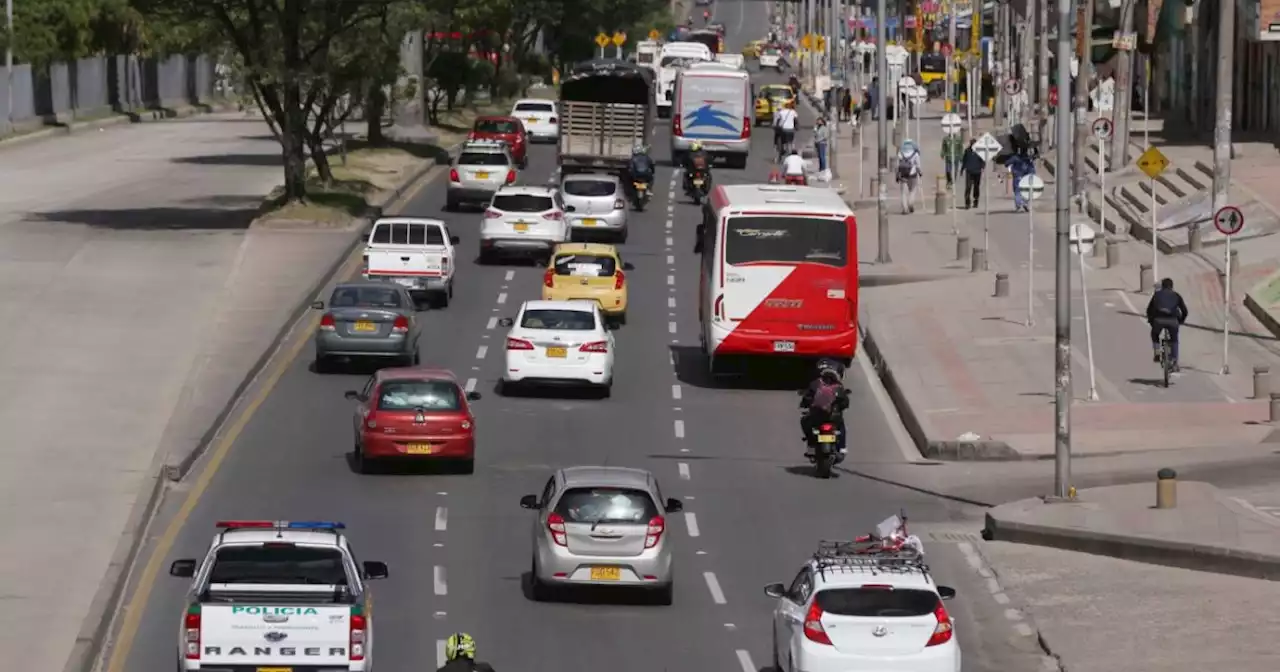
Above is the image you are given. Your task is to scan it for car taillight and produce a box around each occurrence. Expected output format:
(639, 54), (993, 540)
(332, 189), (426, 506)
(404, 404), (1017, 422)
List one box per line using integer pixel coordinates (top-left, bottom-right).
(580, 341), (609, 353)
(543, 210), (563, 220)
(506, 170), (517, 184)
(467, 132), (477, 140)
(349, 609), (367, 660)
(547, 512), (568, 546)
(673, 114), (683, 135)
(803, 601), (832, 645)
(506, 337), (534, 350)
(549, 117), (557, 124)
(484, 209), (503, 219)
(614, 271), (625, 290)
(741, 117), (751, 139)
(644, 515), (665, 547)
(543, 269), (555, 288)
(184, 605), (201, 659)
(392, 315), (409, 334)
(319, 313), (336, 331)
(613, 199), (626, 210)
(449, 168), (460, 182)
(926, 601), (954, 646)
(441, 257), (450, 273)
(365, 411), (378, 429)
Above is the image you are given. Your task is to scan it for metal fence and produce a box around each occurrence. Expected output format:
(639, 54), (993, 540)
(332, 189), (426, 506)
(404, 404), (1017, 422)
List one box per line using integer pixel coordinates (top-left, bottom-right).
(0, 54), (220, 136)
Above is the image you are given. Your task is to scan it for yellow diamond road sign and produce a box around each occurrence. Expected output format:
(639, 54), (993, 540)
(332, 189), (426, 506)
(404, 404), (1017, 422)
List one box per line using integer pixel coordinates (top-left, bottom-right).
(612, 31), (627, 46)
(800, 34), (812, 50)
(595, 32), (610, 48)
(649, 29), (660, 40)
(1136, 146), (1170, 180)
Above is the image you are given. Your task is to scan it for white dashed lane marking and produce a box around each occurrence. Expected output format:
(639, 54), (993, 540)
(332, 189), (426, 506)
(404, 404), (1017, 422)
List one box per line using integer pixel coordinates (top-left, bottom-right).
(684, 512), (701, 537)
(671, 384), (682, 400)
(674, 419), (685, 438)
(475, 345), (488, 359)
(668, 321), (677, 334)
(666, 236), (674, 247)
(667, 274), (675, 285)
(433, 566), (447, 595)
(464, 378), (477, 393)
(678, 462), (690, 479)
(496, 292), (507, 304)
(486, 317), (497, 329)
(504, 270), (515, 281)
(668, 296), (676, 308)
(703, 571), (726, 604)
(735, 650), (755, 672)
(436, 640), (447, 668)
(434, 507), (447, 532)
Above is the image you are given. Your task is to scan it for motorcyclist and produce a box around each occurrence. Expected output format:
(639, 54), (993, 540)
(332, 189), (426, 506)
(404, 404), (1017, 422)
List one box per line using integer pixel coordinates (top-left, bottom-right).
(626, 143), (655, 203)
(1145, 277), (1189, 370)
(702, 9), (711, 22)
(437, 633), (495, 672)
(683, 141), (712, 195)
(799, 358), (849, 456)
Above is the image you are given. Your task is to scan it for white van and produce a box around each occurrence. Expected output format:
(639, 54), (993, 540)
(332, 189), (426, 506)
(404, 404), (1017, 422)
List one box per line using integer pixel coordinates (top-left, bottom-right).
(656, 43), (713, 118)
(714, 53), (745, 70)
(671, 62), (750, 168)
(635, 40), (661, 72)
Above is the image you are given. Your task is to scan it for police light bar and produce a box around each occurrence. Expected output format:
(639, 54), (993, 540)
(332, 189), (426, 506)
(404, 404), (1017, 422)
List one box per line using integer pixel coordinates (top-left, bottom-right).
(215, 520), (346, 530)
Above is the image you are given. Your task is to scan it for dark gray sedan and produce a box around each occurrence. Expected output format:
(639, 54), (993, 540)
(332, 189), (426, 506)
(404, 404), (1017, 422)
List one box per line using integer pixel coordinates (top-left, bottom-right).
(312, 282), (421, 372)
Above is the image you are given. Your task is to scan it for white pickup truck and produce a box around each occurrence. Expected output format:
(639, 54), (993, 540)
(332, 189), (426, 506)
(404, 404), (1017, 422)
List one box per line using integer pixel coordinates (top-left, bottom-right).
(364, 217), (458, 308)
(169, 521), (388, 672)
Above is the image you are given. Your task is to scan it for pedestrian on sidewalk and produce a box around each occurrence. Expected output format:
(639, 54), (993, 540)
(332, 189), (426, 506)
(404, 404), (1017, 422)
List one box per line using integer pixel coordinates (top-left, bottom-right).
(961, 138), (985, 209)
(1007, 151), (1036, 213)
(840, 88), (853, 122)
(867, 77), (880, 120)
(940, 130), (964, 188)
(813, 117), (830, 178)
(896, 139), (923, 214)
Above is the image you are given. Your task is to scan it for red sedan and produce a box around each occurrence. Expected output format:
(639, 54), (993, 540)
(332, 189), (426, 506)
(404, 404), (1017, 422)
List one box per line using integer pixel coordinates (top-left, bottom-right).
(468, 115), (528, 168)
(345, 368), (481, 474)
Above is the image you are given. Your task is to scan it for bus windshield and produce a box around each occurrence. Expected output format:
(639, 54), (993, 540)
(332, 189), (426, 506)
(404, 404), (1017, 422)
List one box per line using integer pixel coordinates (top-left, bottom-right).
(725, 216), (847, 267)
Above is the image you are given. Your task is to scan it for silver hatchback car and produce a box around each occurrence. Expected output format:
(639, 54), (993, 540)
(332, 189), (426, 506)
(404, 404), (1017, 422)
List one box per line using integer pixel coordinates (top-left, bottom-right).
(520, 466), (683, 604)
(447, 141), (516, 211)
(560, 174), (628, 243)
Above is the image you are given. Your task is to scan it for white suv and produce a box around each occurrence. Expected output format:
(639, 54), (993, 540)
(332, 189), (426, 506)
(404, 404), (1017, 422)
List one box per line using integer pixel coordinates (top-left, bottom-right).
(479, 186), (568, 263)
(764, 537), (960, 672)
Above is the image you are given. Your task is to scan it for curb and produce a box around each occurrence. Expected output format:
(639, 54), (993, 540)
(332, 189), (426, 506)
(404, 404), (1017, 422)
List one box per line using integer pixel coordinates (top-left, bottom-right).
(963, 541), (1067, 672)
(982, 510), (1280, 581)
(0, 101), (241, 151)
(65, 140), (460, 672)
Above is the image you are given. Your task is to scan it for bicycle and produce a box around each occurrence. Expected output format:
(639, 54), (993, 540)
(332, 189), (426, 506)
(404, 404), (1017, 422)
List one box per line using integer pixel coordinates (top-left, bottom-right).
(1158, 326), (1174, 388)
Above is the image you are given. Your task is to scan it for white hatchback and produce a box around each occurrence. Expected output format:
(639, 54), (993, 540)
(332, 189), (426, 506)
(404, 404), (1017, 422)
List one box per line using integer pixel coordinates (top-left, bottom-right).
(479, 186), (569, 263)
(499, 300), (615, 396)
(511, 99), (559, 142)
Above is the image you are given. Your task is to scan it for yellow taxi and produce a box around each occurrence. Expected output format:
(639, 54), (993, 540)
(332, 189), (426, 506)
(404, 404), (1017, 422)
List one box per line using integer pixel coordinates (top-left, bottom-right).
(754, 84), (795, 125)
(541, 243), (631, 324)
(742, 40), (764, 59)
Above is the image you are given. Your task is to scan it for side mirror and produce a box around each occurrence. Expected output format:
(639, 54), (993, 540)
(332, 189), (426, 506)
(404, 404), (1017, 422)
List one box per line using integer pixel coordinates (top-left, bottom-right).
(311, 301), (325, 310)
(362, 561), (389, 580)
(466, 391), (482, 401)
(449, 235), (461, 245)
(497, 317), (514, 327)
(763, 582), (786, 598)
(169, 559), (197, 578)
(519, 494), (539, 509)
(565, 204), (577, 212)
(665, 497), (683, 513)
(344, 390), (362, 401)
(623, 262), (635, 271)
(937, 585), (956, 601)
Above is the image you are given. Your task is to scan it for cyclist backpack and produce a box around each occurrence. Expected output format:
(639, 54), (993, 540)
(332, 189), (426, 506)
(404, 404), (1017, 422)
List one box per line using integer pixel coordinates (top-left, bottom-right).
(810, 381), (841, 414)
(896, 153), (915, 179)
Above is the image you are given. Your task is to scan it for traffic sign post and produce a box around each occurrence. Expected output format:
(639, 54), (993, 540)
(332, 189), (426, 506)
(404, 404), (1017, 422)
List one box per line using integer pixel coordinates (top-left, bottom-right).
(612, 31), (626, 59)
(648, 29), (660, 41)
(1069, 222), (1101, 401)
(1018, 174), (1047, 327)
(1092, 118), (1114, 238)
(941, 113), (963, 235)
(595, 32), (610, 57)
(1135, 146), (1170, 294)
(907, 86), (926, 160)
(1214, 205), (1245, 374)
(973, 132), (1004, 254)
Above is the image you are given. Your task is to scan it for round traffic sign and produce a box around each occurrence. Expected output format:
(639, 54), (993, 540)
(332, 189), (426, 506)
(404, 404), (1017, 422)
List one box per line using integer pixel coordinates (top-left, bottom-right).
(1004, 78), (1021, 95)
(1092, 117), (1114, 139)
(940, 112), (962, 134)
(1017, 174), (1046, 200)
(1214, 205), (1245, 236)
(906, 85), (927, 103)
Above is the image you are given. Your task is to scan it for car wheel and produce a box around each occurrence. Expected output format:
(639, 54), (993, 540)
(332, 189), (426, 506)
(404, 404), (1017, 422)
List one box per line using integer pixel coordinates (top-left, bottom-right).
(448, 281), (455, 299)
(771, 632), (781, 671)
(435, 290), (450, 309)
(444, 197), (458, 212)
(314, 355), (331, 374)
(652, 581), (674, 606)
(616, 228), (628, 244)
(599, 381), (612, 399)
(354, 443), (375, 475)
(456, 458), (475, 475)
(412, 350), (421, 365)
(497, 379), (514, 397)
(478, 249), (494, 265)
(529, 558), (552, 602)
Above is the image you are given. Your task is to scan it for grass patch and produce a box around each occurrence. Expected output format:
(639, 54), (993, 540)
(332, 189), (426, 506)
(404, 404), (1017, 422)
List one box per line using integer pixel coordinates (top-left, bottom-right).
(429, 97), (517, 147)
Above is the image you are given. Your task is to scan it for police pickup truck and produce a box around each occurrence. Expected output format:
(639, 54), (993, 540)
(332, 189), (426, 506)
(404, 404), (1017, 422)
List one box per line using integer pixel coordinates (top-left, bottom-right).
(169, 521), (388, 671)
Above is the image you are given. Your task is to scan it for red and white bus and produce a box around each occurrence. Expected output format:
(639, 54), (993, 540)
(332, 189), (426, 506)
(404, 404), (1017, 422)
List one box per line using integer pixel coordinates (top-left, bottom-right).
(696, 184), (858, 375)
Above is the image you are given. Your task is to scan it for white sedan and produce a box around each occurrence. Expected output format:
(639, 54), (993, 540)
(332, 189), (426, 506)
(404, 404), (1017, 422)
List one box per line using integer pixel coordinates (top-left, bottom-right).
(510, 99), (559, 143)
(498, 300), (615, 397)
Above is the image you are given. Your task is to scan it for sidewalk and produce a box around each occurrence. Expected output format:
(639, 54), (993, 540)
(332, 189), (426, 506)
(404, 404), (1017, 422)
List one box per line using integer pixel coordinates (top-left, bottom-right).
(0, 114), (432, 672)
(838, 102), (1280, 460)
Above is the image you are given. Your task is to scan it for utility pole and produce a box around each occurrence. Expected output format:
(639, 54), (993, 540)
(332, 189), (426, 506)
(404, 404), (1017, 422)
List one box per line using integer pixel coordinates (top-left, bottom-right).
(946, 0), (957, 110)
(5, 0), (13, 134)
(1037, 0), (1050, 141)
(1073, 0), (1094, 203)
(1108, 0), (1137, 166)
(1052, 0), (1073, 499)
(994, 1), (1007, 124)
(876, 0), (891, 263)
(808, 0), (817, 89)
(1212, 0), (1234, 213)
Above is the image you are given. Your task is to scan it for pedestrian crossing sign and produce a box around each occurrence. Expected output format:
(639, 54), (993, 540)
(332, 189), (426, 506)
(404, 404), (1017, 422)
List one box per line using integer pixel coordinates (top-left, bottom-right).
(1136, 146), (1170, 180)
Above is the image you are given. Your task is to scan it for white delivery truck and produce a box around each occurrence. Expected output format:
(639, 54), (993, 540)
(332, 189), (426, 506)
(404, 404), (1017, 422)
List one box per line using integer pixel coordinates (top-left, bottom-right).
(656, 42), (713, 119)
(363, 217), (459, 308)
(671, 62), (751, 168)
(634, 40), (661, 73)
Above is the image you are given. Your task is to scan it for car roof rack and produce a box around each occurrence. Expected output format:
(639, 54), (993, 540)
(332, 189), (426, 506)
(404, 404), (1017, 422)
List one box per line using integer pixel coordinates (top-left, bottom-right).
(812, 539), (930, 578)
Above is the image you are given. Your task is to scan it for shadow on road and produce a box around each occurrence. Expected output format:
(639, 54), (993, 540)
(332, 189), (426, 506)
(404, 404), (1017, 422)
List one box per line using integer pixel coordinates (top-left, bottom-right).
(26, 206), (258, 230)
(171, 153), (281, 167)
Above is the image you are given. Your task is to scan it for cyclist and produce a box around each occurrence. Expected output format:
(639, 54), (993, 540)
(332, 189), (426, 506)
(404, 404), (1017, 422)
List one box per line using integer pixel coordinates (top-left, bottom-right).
(437, 633), (495, 672)
(1145, 277), (1189, 370)
(773, 100), (798, 161)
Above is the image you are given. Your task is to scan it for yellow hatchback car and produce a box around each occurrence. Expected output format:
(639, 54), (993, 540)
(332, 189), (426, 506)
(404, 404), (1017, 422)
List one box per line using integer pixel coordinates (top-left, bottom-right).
(541, 243), (632, 324)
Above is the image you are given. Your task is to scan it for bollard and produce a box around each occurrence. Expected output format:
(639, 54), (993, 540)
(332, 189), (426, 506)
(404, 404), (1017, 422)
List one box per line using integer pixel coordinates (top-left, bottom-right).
(971, 247), (988, 273)
(956, 236), (971, 262)
(1092, 233), (1107, 259)
(935, 176), (948, 215)
(1230, 249), (1240, 276)
(870, 177), (879, 196)
(1188, 225), (1203, 253)
(1106, 237), (1121, 269)
(1155, 468), (1177, 509)
(1139, 263), (1154, 293)
(994, 271), (1009, 296)
(1254, 366), (1272, 400)
(1271, 392), (1280, 423)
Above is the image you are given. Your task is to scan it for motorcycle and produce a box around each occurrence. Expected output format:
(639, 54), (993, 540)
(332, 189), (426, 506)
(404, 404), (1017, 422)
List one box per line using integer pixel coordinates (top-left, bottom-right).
(783, 174), (807, 186)
(686, 169), (710, 205)
(806, 421), (843, 479)
(631, 180), (651, 211)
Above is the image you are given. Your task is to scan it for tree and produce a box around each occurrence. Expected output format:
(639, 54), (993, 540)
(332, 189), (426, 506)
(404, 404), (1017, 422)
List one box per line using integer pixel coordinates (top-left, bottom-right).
(0, 0), (104, 64)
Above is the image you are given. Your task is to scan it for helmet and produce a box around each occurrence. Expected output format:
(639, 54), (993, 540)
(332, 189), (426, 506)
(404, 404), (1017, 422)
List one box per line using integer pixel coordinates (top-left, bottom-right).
(633, 143), (649, 155)
(816, 358), (843, 381)
(445, 633), (476, 661)
(690, 141), (703, 152)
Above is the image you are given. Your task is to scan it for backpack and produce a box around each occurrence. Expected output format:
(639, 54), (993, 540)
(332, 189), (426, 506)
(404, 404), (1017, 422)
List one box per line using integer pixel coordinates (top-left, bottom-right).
(896, 153), (914, 179)
(811, 381), (841, 413)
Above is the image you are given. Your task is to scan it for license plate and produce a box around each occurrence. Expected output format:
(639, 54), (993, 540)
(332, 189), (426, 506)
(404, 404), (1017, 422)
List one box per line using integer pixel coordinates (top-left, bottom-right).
(405, 443), (433, 454)
(581, 218), (598, 226)
(546, 346), (567, 358)
(354, 321), (377, 332)
(634, 183), (647, 191)
(817, 434), (837, 444)
(475, 171), (490, 179)
(395, 277), (416, 287)
(527, 117), (538, 124)
(692, 178), (704, 186)
(772, 340), (795, 352)
(513, 222), (529, 232)
(590, 566), (621, 581)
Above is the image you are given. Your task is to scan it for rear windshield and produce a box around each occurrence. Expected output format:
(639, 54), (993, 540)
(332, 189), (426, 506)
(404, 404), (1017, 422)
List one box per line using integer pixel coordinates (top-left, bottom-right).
(514, 102), (554, 112)
(459, 152), (508, 166)
(762, 86), (791, 98)
(377, 380), (461, 411)
(553, 254), (618, 277)
(553, 487), (659, 524)
(370, 222), (445, 245)
(815, 588), (940, 617)
(209, 545), (348, 585)
(475, 119), (518, 133)
(562, 180), (617, 197)
(520, 309), (596, 330)
(662, 56), (697, 67)
(493, 194), (554, 212)
(331, 286), (403, 309)
(724, 216), (848, 267)
(637, 52), (655, 64)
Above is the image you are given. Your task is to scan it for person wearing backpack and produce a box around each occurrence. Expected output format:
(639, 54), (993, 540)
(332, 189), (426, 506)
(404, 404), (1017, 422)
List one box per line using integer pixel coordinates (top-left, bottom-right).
(896, 139), (923, 214)
(799, 359), (850, 457)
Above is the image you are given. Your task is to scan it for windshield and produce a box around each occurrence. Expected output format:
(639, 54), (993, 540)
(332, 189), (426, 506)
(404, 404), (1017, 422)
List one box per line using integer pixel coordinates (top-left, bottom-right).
(919, 55), (946, 72)
(661, 55), (696, 68)
(637, 52), (655, 64)
(724, 216), (848, 267)
(553, 254), (618, 277)
(475, 119), (518, 133)
(520, 309), (596, 330)
(209, 545), (349, 585)
(330, 286), (403, 309)
(370, 221), (443, 245)
(554, 487), (659, 524)
(514, 102), (553, 112)
(562, 179), (617, 197)
(377, 380), (461, 411)
(762, 86), (791, 98)
(816, 588), (939, 617)
(493, 194), (554, 212)
(459, 152), (509, 166)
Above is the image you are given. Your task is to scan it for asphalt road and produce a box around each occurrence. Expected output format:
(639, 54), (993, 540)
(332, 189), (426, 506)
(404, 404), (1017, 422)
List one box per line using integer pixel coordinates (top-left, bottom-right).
(105, 3), (1054, 672)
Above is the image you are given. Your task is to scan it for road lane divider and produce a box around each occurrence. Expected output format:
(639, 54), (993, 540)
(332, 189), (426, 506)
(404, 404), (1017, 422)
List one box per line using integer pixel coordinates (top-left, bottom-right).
(475, 345), (488, 359)
(435, 507), (448, 532)
(735, 649), (756, 672)
(684, 512), (701, 537)
(673, 419), (685, 439)
(434, 566), (448, 596)
(678, 462), (690, 479)
(703, 571), (727, 604)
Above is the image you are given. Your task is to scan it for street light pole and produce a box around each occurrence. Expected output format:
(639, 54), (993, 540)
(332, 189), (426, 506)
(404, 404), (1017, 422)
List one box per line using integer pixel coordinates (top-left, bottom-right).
(1212, 0), (1234, 214)
(1052, 0), (1073, 499)
(875, 0), (891, 263)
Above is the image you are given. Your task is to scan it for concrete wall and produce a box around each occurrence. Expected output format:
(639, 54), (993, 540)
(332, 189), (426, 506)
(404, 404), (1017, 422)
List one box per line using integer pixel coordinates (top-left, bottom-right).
(0, 54), (219, 136)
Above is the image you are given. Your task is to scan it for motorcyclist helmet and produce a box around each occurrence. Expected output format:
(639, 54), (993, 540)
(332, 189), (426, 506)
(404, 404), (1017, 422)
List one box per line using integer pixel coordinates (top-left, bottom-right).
(445, 632), (476, 661)
(632, 143), (649, 156)
(689, 141), (703, 152)
(816, 358), (843, 381)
